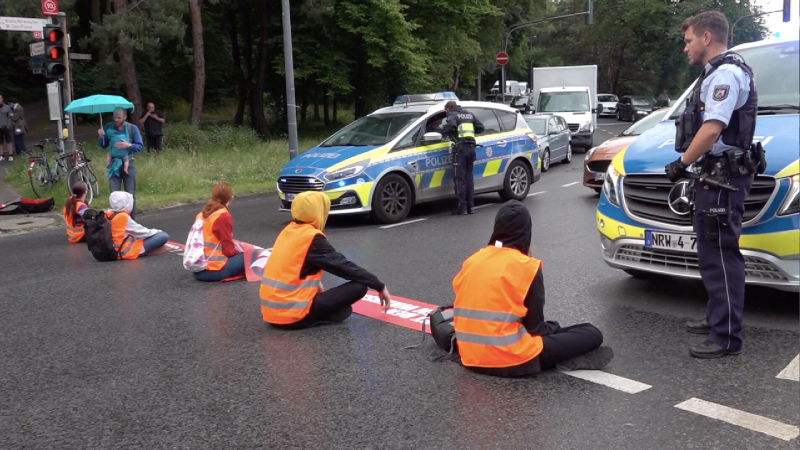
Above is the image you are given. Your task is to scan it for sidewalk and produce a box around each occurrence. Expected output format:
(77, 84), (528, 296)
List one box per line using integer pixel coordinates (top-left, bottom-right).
(0, 165), (61, 237)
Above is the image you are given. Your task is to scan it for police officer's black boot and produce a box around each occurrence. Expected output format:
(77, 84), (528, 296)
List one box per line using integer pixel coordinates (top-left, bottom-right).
(685, 318), (710, 334)
(689, 341), (742, 359)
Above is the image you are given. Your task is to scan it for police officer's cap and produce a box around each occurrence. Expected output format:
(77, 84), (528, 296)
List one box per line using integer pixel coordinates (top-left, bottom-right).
(445, 101), (458, 111)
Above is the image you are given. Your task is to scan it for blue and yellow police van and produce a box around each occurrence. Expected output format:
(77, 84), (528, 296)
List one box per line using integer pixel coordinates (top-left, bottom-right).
(597, 37), (800, 291)
(277, 93), (540, 223)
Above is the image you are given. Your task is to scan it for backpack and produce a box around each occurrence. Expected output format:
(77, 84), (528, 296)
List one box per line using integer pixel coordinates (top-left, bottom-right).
(182, 216), (218, 272)
(84, 210), (132, 262)
(0, 197), (54, 215)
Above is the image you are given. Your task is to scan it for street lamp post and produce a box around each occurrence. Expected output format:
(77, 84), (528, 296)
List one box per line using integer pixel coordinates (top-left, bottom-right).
(281, 0), (299, 160)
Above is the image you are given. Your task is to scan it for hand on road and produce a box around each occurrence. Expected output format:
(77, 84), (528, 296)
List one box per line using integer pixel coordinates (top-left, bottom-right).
(97, 128), (105, 138)
(114, 139), (132, 150)
(379, 286), (391, 312)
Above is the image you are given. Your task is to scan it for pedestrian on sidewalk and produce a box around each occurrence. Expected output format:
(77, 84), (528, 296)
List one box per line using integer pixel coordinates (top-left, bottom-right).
(0, 94), (13, 162)
(451, 200), (613, 377)
(8, 99), (27, 157)
(260, 191), (392, 329)
(191, 182), (246, 282)
(99, 108), (143, 218)
(138, 102), (165, 153)
(63, 181), (89, 243)
(106, 191), (169, 259)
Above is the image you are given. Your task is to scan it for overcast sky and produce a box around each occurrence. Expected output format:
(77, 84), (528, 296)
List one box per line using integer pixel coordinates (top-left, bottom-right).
(753, 0), (799, 37)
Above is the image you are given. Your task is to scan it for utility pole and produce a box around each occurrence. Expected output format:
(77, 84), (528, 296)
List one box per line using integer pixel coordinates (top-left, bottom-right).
(280, 0), (299, 160)
(57, 12), (76, 168)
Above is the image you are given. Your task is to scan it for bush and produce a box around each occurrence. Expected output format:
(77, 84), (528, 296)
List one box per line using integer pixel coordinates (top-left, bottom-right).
(163, 124), (210, 152)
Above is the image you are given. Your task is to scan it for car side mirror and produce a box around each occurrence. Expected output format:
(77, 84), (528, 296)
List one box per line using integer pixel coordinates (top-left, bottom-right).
(549, 129), (558, 136)
(422, 132), (443, 143)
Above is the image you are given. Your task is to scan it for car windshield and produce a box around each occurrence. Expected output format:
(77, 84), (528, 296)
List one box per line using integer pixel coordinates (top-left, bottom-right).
(670, 40), (800, 119)
(598, 95), (618, 102)
(538, 92), (590, 112)
(320, 112), (423, 147)
(512, 96), (530, 106)
(631, 97), (654, 106)
(524, 118), (547, 135)
(621, 109), (669, 136)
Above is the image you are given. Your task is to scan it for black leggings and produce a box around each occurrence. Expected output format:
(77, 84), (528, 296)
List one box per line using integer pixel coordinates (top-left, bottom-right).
(274, 281), (368, 330)
(538, 322), (604, 370)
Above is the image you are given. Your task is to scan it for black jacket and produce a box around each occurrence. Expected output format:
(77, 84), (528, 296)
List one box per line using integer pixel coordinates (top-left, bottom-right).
(442, 107), (485, 144)
(299, 234), (385, 291)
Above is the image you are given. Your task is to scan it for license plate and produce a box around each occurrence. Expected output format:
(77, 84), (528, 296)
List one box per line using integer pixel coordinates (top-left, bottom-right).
(645, 231), (697, 253)
(594, 173), (606, 181)
(286, 193), (296, 202)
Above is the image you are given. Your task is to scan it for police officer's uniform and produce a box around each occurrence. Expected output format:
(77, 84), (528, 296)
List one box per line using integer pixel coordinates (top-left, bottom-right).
(672, 52), (759, 356)
(443, 105), (484, 214)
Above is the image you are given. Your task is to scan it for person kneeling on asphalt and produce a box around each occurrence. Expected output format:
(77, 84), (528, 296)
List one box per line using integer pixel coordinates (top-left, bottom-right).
(192, 182), (245, 282)
(452, 200), (613, 377)
(260, 192), (391, 329)
(107, 191), (170, 259)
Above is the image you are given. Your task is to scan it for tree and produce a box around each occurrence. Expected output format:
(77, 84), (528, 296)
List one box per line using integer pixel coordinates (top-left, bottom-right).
(189, 0), (205, 127)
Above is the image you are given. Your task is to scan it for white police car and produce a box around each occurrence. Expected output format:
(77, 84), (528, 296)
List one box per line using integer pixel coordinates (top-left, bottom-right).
(277, 93), (541, 223)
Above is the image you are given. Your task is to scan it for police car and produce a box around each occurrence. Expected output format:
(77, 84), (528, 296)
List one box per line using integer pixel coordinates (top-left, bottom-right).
(596, 36), (800, 292)
(277, 93), (540, 223)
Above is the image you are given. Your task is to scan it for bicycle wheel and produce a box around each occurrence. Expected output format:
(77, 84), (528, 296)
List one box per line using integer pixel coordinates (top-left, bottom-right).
(29, 159), (55, 198)
(85, 164), (100, 203)
(68, 166), (96, 204)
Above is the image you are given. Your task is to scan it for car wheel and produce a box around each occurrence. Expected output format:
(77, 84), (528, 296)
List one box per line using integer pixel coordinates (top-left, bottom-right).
(499, 160), (531, 201)
(562, 143), (572, 164)
(541, 148), (551, 172)
(371, 174), (411, 224)
(616, 111), (621, 121)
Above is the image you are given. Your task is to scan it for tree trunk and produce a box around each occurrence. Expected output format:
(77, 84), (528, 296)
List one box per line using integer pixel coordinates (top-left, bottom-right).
(228, 7), (246, 126)
(322, 89), (330, 127)
(92, 0), (102, 25)
(300, 90), (307, 123)
(610, 42), (627, 94)
(252, 1), (270, 138)
(113, 0), (143, 116)
(189, 0), (205, 127)
(452, 67), (461, 92)
(239, 0), (256, 130)
(313, 85), (320, 119)
(333, 94), (338, 122)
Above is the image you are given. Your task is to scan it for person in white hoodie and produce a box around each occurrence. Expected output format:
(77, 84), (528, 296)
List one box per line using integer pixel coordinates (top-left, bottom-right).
(107, 191), (169, 259)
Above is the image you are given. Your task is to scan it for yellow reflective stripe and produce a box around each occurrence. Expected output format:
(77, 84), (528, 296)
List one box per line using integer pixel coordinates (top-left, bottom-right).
(458, 122), (475, 139)
(415, 174), (422, 188)
(483, 159), (502, 177)
(456, 326), (529, 347)
(260, 299), (310, 310)
(775, 159), (799, 179)
(453, 307), (522, 323)
(429, 170), (446, 188)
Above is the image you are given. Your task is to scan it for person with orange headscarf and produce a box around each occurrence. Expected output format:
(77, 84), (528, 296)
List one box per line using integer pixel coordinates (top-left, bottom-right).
(192, 182), (245, 282)
(259, 191), (391, 329)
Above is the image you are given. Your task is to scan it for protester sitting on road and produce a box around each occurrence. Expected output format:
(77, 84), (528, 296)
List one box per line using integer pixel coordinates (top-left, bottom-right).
(260, 191), (391, 329)
(107, 191), (169, 259)
(192, 182), (245, 282)
(452, 200), (613, 377)
(99, 108), (143, 218)
(63, 181), (89, 243)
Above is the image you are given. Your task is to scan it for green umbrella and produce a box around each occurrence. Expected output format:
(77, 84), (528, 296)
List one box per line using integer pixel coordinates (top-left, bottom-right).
(64, 94), (135, 127)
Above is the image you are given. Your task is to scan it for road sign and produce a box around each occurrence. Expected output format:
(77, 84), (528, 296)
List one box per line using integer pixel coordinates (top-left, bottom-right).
(30, 57), (43, 74)
(70, 53), (92, 61)
(47, 81), (62, 121)
(0, 16), (50, 32)
(32, 31), (42, 39)
(42, 0), (59, 16)
(496, 52), (509, 66)
(30, 41), (45, 56)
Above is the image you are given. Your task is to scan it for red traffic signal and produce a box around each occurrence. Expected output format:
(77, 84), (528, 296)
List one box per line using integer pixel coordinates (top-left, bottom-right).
(43, 25), (66, 79)
(46, 28), (64, 43)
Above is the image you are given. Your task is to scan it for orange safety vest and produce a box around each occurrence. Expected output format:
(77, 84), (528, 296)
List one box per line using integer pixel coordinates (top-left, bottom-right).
(195, 208), (229, 271)
(452, 246), (544, 369)
(259, 222), (325, 325)
(106, 211), (144, 260)
(63, 200), (87, 243)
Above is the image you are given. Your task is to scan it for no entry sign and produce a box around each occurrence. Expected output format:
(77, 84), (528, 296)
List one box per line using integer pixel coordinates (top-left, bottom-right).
(42, 0), (59, 16)
(496, 52), (509, 66)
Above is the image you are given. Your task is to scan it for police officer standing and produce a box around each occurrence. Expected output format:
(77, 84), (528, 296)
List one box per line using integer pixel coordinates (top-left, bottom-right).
(442, 101), (484, 215)
(665, 12), (759, 359)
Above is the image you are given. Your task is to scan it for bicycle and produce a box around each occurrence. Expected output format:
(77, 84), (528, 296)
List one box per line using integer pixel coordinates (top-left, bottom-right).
(66, 142), (100, 204)
(27, 139), (100, 204)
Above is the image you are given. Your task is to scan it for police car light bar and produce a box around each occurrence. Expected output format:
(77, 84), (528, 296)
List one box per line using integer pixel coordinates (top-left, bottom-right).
(394, 92), (458, 105)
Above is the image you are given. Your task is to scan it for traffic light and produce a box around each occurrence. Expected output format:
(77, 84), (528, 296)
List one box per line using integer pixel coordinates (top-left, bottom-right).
(585, 0), (594, 26)
(784, 0), (791, 23)
(43, 25), (66, 79)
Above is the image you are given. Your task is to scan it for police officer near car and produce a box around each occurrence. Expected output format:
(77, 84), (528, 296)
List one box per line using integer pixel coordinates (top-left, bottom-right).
(442, 101), (484, 215)
(665, 11), (764, 359)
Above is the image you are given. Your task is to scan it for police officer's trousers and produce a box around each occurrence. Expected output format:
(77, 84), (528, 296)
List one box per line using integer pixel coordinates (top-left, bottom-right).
(693, 174), (753, 352)
(454, 145), (476, 213)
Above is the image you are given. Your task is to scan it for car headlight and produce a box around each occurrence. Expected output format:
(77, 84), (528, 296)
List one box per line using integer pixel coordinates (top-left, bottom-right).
(585, 147), (597, 161)
(579, 121), (592, 132)
(778, 174), (800, 216)
(323, 159), (369, 182)
(636, 110), (648, 115)
(603, 164), (621, 207)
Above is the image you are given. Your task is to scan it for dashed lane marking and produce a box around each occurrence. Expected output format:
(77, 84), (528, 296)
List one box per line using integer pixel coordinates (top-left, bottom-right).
(561, 181), (580, 187)
(777, 354), (800, 381)
(379, 218), (427, 229)
(560, 370), (652, 394)
(675, 398), (800, 441)
(527, 191), (547, 197)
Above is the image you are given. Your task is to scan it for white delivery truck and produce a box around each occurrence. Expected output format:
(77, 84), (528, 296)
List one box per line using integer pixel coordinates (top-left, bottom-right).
(531, 65), (598, 150)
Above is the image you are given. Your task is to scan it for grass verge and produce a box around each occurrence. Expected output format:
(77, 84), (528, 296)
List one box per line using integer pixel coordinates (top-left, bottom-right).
(4, 125), (326, 212)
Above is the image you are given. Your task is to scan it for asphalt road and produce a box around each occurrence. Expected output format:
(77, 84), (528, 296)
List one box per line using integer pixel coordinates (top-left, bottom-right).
(1, 120), (798, 449)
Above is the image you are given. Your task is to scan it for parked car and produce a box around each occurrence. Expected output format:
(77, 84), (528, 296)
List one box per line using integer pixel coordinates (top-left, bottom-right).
(523, 114), (572, 172)
(583, 108), (668, 192)
(616, 95), (656, 122)
(597, 94), (619, 117)
(511, 95), (534, 113)
(485, 93), (516, 105)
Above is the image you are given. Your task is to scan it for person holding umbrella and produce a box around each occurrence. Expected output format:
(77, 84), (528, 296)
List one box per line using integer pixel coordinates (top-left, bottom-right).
(98, 107), (143, 218)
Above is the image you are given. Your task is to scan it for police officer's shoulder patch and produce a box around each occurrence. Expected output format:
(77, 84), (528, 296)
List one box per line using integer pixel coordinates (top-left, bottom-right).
(712, 85), (730, 101)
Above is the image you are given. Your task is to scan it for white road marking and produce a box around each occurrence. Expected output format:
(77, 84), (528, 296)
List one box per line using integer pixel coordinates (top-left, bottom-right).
(777, 354), (800, 381)
(472, 204), (494, 210)
(561, 181), (580, 187)
(527, 191), (547, 197)
(379, 218), (427, 229)
(560, 370), (652, 394)
(674, 398), (800, 442)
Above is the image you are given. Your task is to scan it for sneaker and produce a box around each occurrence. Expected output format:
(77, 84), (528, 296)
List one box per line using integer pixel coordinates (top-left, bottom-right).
(0, 156), (5, 162)
(7, 156), (13, 162)
(556, 346), (615, 371)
